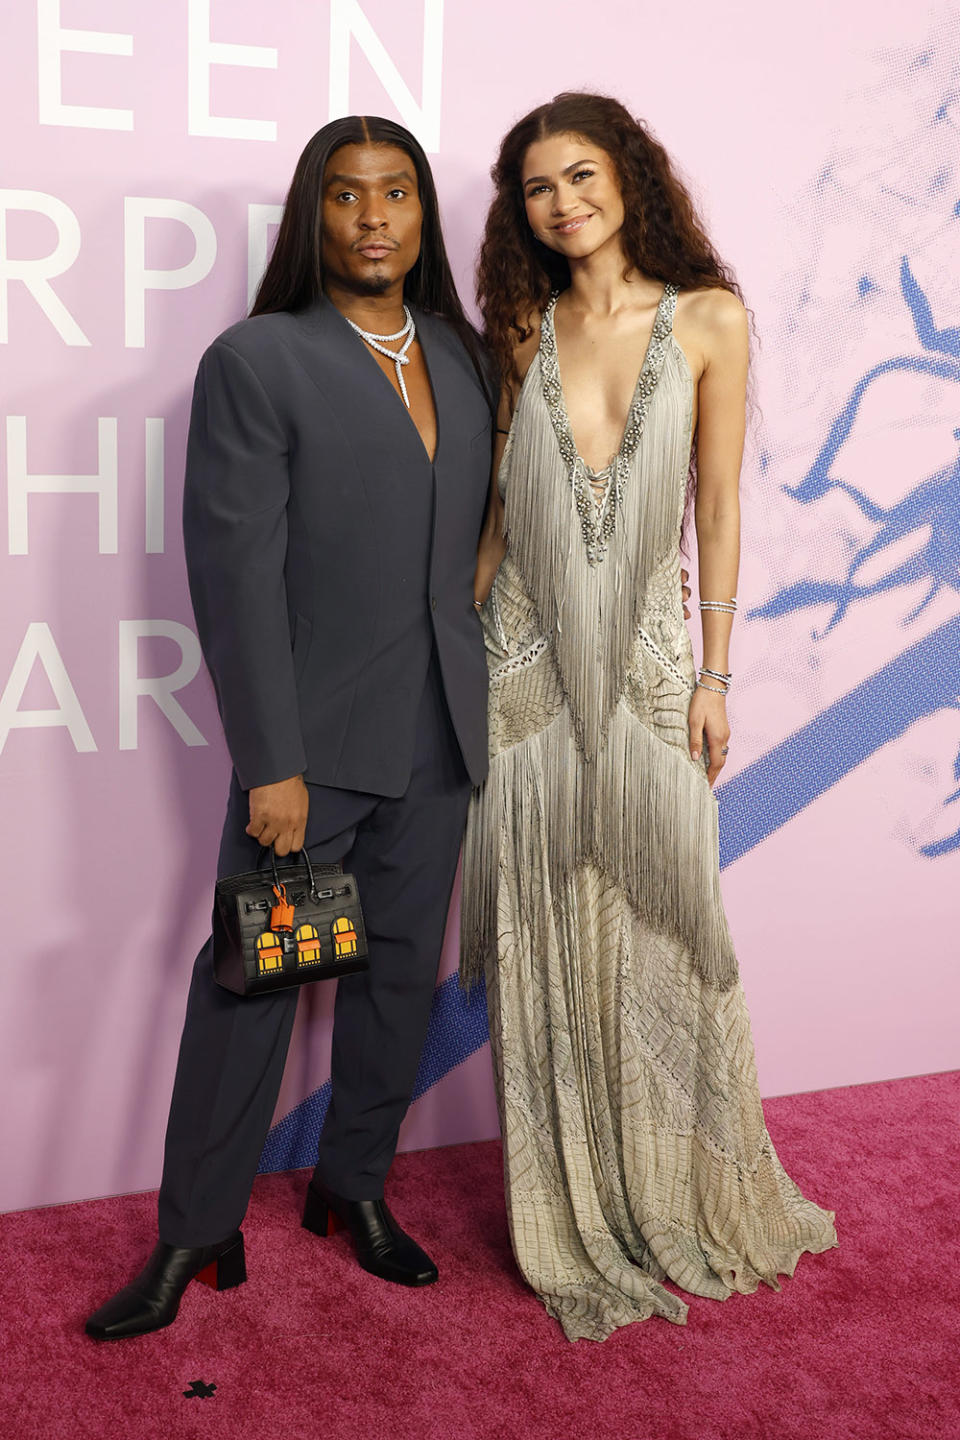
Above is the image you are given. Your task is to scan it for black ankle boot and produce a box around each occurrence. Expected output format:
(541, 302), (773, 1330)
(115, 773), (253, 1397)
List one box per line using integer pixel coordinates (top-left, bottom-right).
(302, 1179), (438, 1287)
(84, 1231), (246, 1339)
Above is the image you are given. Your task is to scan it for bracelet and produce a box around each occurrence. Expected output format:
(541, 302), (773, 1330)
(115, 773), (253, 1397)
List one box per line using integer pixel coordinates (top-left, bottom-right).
(700, 666), (732, 686)
(699, 597), (738, 614)
(696, 680), (729, 695)
(473, 599), (483, 610)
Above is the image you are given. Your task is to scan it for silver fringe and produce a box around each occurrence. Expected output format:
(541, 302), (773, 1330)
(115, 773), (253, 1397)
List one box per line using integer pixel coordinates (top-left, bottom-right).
(462, 301), (739, 993)
(505, 287), (680, 761)
(460, 702), (738, 993)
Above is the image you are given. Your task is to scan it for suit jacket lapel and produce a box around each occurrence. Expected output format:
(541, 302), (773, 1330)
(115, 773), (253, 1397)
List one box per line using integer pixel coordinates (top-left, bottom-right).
(290, 297), (432, 469)
(413, 306), (492, 469)
(411, 307), (450, 468)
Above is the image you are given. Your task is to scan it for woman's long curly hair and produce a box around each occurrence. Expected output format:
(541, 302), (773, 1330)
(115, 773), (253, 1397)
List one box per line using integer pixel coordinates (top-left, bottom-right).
(478, 92), (743, 384)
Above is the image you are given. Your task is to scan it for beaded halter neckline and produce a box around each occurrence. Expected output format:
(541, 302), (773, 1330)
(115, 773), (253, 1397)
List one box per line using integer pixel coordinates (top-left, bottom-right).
(538, 284), (679, 566)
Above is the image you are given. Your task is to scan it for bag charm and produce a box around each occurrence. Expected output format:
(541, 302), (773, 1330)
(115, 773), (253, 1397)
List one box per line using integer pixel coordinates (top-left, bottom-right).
(270, 882), (295, 931)
(254, 881), (297, 974)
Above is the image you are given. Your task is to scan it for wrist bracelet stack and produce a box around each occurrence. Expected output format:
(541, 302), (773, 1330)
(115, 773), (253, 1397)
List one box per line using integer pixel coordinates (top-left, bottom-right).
(697, 666), (732, 696)
(697, 599), (736, 694)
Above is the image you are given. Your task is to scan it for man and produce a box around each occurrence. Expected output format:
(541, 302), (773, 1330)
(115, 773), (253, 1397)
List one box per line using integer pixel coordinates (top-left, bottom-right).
(86, 115), (493, 1339)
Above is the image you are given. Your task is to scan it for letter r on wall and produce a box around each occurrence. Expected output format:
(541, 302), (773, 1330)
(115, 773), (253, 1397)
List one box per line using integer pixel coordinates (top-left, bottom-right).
(0, 190), (90, 345)
(118, 621), (207, 750)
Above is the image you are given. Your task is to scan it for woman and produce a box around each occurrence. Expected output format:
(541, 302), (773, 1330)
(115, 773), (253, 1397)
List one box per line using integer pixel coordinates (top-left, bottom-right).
(462, 93), (837, 1343)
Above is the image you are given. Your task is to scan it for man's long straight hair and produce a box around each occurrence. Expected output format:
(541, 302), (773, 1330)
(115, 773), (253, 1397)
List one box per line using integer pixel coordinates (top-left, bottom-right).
(251, 116), (493, 408)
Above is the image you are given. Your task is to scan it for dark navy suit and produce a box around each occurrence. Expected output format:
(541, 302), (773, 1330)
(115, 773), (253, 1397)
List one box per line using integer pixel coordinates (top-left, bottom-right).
(158, 299), (492, 1246)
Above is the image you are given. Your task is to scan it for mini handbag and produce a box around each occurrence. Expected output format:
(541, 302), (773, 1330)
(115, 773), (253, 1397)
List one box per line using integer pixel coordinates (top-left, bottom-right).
(213, 846), (369, 997)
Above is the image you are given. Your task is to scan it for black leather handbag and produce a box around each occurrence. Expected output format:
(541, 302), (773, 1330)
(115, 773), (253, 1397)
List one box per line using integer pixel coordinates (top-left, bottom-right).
(213, 847), (369, 997)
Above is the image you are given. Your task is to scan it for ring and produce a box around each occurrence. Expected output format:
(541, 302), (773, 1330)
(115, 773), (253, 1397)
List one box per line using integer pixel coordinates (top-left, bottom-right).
(720, 746), (729, 755)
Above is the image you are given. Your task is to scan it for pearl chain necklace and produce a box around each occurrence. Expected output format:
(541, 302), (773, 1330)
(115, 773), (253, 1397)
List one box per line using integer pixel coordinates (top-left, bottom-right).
(345, 304), (416, 408)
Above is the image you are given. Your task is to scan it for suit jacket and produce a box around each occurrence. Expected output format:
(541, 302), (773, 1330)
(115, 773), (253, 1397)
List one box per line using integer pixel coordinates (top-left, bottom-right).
(182, 297), (493, 795)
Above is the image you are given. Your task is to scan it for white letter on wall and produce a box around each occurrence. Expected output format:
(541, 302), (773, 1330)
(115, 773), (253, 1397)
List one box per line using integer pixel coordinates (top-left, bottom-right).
(247, 203), (283, 309)
(6, 415), (117, 554)
(328, 0), (444, 153)
(145, 418), (164, 554)
(187, 0), (277, 141)
(124, 198), (217, 348)
(118, 621), (207, 749)
(36, 0), (134, 130)
(0, 623), (97, 754)
(0, 190), (90, 345)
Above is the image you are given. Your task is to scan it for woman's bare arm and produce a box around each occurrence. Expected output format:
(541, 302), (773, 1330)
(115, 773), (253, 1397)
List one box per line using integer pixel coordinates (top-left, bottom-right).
(473, 322), (541, 606)
(686, 288), (749, 784)
(473, 386), (511, 604)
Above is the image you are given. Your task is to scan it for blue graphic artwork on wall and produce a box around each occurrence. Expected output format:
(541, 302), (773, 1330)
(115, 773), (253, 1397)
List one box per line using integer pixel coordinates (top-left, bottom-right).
(748, 258), (960, 857)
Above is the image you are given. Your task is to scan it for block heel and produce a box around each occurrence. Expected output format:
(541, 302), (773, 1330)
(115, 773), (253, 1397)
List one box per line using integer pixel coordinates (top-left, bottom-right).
(195, 1232), (247, 1291)
(302, 1182), (343, 1237)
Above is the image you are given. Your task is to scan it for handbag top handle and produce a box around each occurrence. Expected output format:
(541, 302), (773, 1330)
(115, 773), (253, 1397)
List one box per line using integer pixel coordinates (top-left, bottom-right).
(259, 845), (337, 904)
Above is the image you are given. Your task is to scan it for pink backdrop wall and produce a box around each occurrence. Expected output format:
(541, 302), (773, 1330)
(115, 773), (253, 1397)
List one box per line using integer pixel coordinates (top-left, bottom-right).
(2, 0), (958, 1213)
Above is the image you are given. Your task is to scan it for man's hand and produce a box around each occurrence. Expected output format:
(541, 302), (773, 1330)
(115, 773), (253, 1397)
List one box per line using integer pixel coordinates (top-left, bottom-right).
(681, 567), (692, 620)
(246, 775), (309, 856)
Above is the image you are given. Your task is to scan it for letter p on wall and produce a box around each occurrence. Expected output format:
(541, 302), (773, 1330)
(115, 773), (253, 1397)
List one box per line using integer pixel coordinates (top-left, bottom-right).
(124, 199), (217, 348)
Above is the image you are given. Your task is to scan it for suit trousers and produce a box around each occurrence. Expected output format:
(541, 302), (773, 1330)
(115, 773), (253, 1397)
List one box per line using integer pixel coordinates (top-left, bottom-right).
(157, 655), (472, 1247)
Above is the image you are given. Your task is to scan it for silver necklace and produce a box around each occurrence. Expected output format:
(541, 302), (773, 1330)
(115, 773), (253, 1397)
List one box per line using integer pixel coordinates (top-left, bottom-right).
(345, 304), (416, 408)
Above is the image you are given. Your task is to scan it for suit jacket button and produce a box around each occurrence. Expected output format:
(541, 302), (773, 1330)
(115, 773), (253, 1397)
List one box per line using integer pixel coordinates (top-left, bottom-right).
(431, 596), (437, 611)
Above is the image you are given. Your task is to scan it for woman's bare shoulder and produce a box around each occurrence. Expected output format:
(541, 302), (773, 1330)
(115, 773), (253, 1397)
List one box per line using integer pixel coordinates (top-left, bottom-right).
(677, 285), (748, 337)
(674, 286), (748, 378)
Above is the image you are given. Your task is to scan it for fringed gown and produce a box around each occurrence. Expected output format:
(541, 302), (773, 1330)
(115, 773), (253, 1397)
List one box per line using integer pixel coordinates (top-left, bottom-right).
(460, 285), (837, 1342)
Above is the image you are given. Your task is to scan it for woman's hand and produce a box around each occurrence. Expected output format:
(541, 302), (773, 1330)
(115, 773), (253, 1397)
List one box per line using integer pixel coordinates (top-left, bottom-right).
(474, 510), (506, 608)
(246, 775), (309, 855)
(688, 687), (730, 787)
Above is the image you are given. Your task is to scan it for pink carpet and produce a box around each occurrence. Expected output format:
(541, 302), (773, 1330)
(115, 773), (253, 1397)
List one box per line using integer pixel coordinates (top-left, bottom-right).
(2, 1071), (957, 1440)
